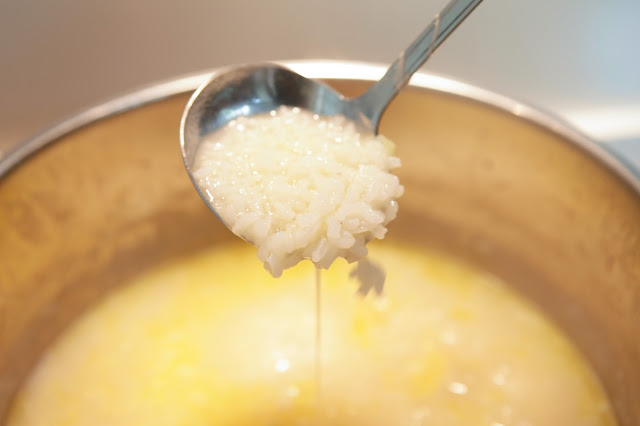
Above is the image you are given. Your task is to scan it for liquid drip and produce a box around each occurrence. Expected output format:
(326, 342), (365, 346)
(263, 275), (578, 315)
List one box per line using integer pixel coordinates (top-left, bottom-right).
(314, 267), (322, 409)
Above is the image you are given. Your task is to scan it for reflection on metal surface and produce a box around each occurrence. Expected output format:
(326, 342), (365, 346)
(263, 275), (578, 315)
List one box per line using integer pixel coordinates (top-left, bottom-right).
(565, 107), (640, 142)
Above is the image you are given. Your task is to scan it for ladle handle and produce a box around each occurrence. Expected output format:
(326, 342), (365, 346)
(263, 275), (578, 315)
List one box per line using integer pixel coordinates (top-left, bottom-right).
(353, 0), (483, 132)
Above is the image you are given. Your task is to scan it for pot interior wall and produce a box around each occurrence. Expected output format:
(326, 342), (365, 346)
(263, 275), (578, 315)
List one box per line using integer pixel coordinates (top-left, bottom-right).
(0, 80), (638, 424)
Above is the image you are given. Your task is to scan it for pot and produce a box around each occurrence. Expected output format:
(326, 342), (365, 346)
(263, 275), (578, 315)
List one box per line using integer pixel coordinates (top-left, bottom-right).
(0, 61), (638, 424)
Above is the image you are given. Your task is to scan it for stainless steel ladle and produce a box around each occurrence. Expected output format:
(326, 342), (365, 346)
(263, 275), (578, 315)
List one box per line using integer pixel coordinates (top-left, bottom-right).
(180, 0), (483, 224)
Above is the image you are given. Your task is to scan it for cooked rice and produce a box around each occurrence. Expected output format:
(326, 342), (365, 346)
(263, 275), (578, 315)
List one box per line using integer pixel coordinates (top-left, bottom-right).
(192, 106), (404, 277)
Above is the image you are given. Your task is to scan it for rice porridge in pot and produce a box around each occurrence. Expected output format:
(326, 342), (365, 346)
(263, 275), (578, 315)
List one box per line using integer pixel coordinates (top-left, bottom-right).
(7, 242), (616, 425)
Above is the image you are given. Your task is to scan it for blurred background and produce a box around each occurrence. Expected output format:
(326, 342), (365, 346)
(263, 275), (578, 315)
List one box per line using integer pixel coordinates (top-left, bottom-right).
(1, 0), (639, 165)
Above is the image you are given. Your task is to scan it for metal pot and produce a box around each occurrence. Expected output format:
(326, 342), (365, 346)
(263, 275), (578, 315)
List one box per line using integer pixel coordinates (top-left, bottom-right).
(1, 61), (638, 424)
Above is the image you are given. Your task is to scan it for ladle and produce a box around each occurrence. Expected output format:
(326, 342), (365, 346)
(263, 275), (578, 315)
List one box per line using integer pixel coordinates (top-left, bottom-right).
(180, 0), (483, 224)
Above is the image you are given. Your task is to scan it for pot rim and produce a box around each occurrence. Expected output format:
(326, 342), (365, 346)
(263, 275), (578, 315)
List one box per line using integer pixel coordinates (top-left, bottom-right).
(1, 60), (639, 196)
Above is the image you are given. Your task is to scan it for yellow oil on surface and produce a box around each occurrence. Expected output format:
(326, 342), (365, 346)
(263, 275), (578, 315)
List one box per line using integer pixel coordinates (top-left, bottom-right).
(8, 241), (616, 425)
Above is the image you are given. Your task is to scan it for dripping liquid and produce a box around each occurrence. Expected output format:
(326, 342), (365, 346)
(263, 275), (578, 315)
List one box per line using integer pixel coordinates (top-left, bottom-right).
(314, 267), (322, 409)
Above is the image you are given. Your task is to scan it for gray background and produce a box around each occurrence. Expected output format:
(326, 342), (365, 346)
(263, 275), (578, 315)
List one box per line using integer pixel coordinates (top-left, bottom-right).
(1, 0), (639, 164)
